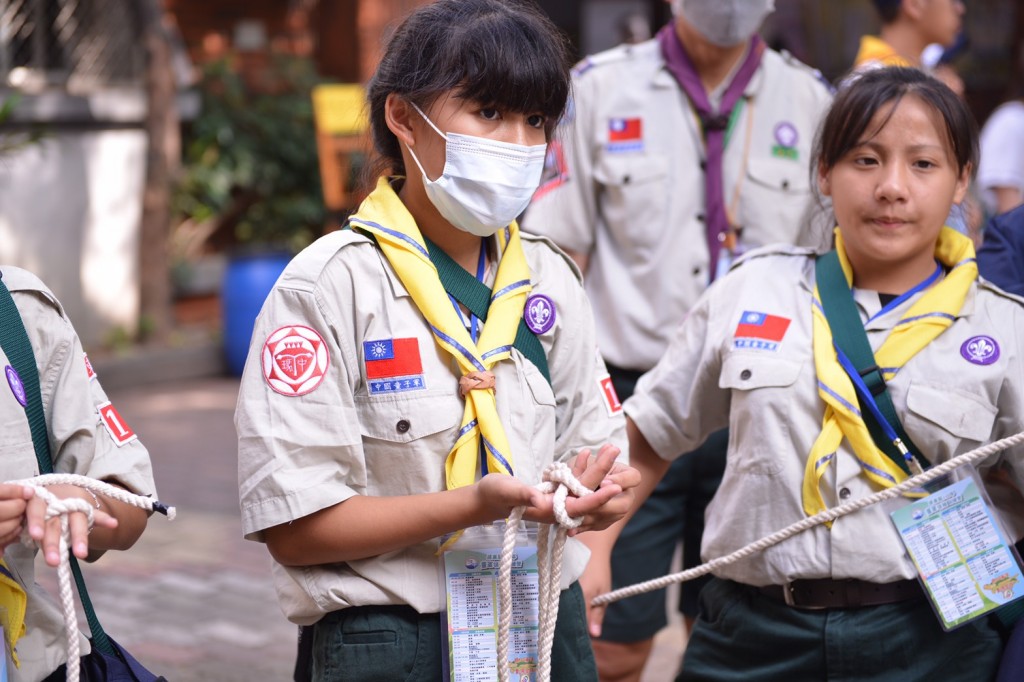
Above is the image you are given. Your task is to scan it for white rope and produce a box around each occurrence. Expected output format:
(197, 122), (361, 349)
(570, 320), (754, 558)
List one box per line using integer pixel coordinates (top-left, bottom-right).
(5, 474), (176, 682)
(496, 462), (590, 682)
(593, 430), (1024, 607)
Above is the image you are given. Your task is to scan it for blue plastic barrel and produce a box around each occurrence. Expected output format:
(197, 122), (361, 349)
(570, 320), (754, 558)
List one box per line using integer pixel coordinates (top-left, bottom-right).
(221, 250), (292, 376)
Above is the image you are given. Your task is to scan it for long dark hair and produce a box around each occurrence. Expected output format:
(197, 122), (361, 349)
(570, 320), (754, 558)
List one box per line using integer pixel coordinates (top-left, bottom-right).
(366, 0), (571, 177)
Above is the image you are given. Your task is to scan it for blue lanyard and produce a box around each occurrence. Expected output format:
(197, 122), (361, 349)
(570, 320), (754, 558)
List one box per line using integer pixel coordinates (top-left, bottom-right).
(448, 240), (487, 344)
(834, 261), (943, 467)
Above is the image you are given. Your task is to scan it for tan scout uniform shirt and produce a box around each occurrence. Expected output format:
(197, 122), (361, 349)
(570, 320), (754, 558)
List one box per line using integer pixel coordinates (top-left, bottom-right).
(236, 230), (627, 625)
(0, 267), (156, 681)
(523, 38), (833, 371)
(625, 246), (1024, 587)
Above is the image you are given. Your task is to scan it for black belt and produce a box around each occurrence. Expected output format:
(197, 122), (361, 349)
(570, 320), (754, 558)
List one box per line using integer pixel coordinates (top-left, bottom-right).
(758, 578), (923, 609)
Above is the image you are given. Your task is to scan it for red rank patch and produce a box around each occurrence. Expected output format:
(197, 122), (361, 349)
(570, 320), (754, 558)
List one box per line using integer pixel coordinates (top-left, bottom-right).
(98, 401), (137, 446)
(83, 353), (96, 381)
(599, 376), (623, 416)
(262, 325), (330, 397)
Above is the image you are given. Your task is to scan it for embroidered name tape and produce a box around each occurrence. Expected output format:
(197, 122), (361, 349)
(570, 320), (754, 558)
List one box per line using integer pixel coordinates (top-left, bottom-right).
(364, 337), (426, 395)
(262, 325), (330, 397)
(733, 310), (791, 351)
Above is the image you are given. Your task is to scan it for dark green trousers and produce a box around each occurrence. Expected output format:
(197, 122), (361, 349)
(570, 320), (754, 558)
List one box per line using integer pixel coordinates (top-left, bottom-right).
(311, 582), (596, 681)
(679, 578), (1005, 682)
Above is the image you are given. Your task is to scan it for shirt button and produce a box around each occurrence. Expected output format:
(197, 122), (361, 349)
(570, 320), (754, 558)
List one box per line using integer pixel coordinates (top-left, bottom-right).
(839, 487), (851, 500)
(739, 369), (752, 380)
(396, 419), (411, 433)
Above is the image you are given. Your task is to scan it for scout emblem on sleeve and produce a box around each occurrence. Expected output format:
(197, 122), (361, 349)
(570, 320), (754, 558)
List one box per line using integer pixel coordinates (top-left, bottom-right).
(262, 325), (330, 396)
(524, 294), (556, 334)
(733, 310), (791, 351)
(960, 335), (1000, 366)
(98, 401), (138, 446)
(363, 338), (426, 395)
(5, 366), (26, 407)
(772, 121), (800, 160)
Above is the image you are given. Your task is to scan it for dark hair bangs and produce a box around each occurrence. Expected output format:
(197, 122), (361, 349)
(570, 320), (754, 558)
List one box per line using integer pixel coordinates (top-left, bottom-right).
(816, 67), (978, 177)
(448, 13), (570, 123)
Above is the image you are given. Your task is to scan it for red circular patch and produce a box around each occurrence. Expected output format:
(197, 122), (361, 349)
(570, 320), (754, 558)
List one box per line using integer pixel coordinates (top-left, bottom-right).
(261, 325), (330, 396)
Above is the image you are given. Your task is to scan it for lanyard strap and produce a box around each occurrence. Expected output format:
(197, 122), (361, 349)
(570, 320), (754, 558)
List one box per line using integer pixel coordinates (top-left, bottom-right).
(814, 251), (930, 474)
(422, 235), (551, 386)
(0, 274), (115, 656)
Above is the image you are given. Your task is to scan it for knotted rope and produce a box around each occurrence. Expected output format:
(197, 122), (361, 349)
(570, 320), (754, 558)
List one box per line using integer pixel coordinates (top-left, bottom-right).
(6, 474), (175, 682)
(593, 430), (1024, 607)
(496, 462), (591, 682)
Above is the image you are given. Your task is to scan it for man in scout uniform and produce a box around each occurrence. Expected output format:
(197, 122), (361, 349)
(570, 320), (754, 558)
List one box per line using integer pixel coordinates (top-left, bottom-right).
(523, 0), (832, 678)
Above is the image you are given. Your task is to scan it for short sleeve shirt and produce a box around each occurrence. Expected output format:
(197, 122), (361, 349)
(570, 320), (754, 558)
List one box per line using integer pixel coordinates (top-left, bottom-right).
(625, 247), (1024, 586)
(235, 230), (627, 624)
(522, 38), (833, 370)
(0, 266), (156, 680)
(978, 101), (1024, 215)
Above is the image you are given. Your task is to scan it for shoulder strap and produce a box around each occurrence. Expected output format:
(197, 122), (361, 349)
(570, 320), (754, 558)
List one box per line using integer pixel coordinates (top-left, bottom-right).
(814, 251), (929, 474)
(0, 276), (116, 656)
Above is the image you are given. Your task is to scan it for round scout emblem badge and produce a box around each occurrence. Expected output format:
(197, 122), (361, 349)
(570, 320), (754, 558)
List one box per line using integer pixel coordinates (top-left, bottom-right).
(262, 325), (330, 396)
(5, 366), (26, 407)
(524, 294), (556, 334)
(960, 335), (1000, 366)
(774, 122), (798, 148)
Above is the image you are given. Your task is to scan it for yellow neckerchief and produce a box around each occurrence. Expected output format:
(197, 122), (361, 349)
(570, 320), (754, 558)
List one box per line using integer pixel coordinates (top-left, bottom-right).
(853, 35), (913, 69)
(0, 558), (26, 666)
(803, 226), (977, 519)
(349, 177), (531, 493)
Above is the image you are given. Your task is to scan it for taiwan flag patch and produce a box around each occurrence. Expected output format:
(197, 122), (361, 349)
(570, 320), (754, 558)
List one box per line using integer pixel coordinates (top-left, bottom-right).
(607, 117), (643, 152)
(364, 338), (427, 395)
(733, 311), (791, 351)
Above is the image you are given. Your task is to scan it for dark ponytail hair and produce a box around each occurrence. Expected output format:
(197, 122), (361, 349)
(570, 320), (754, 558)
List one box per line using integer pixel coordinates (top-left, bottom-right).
(366, 0), (571, 177)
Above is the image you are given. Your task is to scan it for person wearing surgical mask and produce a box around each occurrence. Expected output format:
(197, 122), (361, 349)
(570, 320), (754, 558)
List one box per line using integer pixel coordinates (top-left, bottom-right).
(523, 0), (832, 680)
(234, 1), (640, 680)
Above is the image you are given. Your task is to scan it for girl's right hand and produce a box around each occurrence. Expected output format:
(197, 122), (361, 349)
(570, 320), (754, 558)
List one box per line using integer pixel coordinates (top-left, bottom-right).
(0, 484), (34, 555)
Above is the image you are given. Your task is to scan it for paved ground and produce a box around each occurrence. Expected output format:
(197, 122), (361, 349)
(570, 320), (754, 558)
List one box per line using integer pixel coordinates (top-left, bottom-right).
(38, 375), (686, 681)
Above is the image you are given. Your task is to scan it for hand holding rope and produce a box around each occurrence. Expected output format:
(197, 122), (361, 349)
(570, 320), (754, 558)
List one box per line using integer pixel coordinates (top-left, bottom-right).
(5, 474), (175, 682)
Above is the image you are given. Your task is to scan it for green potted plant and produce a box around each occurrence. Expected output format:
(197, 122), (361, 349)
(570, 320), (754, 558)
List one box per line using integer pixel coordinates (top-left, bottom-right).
(173, 54), (326, 375)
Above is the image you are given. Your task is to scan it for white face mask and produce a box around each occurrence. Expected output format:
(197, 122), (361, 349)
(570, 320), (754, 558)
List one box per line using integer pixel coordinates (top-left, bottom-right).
(406, 102), (547, 237)
(677, 0), (774, 47)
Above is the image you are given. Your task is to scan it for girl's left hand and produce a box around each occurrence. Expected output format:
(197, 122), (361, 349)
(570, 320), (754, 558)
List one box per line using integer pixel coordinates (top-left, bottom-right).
(522, 444), (640, 534)
(26, 484), (119, 567)
(565, 444), (638, 535)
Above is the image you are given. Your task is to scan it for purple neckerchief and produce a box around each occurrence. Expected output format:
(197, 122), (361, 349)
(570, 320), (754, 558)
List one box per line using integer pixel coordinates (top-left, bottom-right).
(657, 24), (765, 281)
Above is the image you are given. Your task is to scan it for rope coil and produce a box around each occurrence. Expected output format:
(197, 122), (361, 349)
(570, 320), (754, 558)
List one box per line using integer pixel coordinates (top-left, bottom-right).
(592, 430), (1024, 607)
(5, 474), (175, 682)
(496, 462), (590, 682)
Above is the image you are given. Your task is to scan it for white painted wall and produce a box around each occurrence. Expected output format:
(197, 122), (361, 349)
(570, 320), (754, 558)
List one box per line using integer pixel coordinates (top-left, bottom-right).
(0, 128), (147, 349)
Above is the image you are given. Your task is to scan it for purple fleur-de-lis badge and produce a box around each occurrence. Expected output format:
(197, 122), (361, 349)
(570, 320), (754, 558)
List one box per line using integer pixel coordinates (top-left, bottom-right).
(960, 335), (1000, 366)
(5, 366), (27, 407)
(524, 294), (556, 334)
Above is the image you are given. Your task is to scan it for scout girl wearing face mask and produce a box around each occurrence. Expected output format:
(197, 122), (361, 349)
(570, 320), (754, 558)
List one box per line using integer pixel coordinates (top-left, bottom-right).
(235, 1), (640, 680)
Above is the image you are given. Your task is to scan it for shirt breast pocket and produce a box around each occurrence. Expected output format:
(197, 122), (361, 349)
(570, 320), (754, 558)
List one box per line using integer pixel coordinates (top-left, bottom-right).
(902, 381), (997, 463)
(594, 154), (669, 254)
(354, 391), (462, 495)
(739, 157), (812, 240)
(719, 354), (804, 475)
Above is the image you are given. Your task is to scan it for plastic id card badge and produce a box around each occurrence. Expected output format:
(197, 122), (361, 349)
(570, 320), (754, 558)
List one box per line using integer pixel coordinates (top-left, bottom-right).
(439, 523), (540, 682)
(890, 469), (1024, 631)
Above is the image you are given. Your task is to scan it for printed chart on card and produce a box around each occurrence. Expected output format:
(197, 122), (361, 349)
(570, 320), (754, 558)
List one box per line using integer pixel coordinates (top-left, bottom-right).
(891, 477), (1024, 631)
(444, 546), (540, 682)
